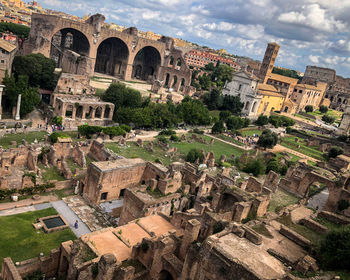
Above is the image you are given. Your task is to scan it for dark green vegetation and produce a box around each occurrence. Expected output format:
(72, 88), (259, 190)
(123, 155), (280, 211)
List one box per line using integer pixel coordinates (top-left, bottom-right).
(12, 54), (56, 90)
(255, 114), (295, 128)
(322, 114), (336, 124)
(78, 124), (130, 138)
(0, 208), (76, 268)
(203, 90), (244, 115)
(257, 129), (278, 149)
(0, 22), (30, 39)
(3, 74), (41, 117)
(186, 148), (204, 163)
(191, 63), (234, 90)
(317, 227), (350, 271)
(327, 146), (344, 159)
(305, 105), (314, 113)
(280, 136), (324, 161)
(115, 95), (211, 128)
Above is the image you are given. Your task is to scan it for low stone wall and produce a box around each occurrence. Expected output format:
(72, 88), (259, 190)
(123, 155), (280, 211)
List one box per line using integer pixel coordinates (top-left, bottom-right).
(279, 225), (312, 249)
(1, 257), (22, 280)
(318, 211), (350, 225)
(55, 179), (74, 190)
(242, 225), (262, 245)
(300, 218), (327, 234)
(15, 248), (60, 278)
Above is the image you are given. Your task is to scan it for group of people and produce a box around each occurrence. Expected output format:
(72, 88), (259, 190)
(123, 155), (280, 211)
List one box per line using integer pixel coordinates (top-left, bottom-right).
(51, 124), (65, 132)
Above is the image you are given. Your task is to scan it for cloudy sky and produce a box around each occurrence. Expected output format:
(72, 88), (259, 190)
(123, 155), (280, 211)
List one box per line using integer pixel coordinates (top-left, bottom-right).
(39, 0), (350, 76)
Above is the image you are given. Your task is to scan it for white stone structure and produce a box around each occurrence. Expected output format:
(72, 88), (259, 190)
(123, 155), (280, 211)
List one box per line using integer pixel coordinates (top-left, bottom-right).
(222, 71), (262, 118)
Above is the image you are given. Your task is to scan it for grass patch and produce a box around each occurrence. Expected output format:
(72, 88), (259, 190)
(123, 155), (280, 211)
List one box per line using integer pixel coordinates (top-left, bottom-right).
(41, 166), (65, 181)
(277, 215), (323, 245)
(252, 224), (273, 238)
(268, 189), (300, 213)
(281, 136), (324, 161)
(66, 158), (81, 173)
(238, 127), (262, 137)
(215, 134), (245, 146)
(0, 208), (76, 268)
(313, 216), (343, 232)
(0, 131), (47, 148)
(106, 133), (245, 166)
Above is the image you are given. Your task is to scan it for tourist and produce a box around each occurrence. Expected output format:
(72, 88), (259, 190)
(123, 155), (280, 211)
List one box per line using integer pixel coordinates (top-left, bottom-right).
(74, 220), (79, 229)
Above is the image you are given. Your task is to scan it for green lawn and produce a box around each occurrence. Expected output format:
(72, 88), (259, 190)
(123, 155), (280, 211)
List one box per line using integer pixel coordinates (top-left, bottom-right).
(215, 134), (245, 146)
(0, 131), (47, 148)
(268, 189), (300, 213)
(0, 208), (76, 268)
(276, 152), (301, 163)
(281, 136), (324, 161)
(41, 166), (65, 181)
(238, 127), (262, 137)
(106, 133), (245, 166)
(308, 109), (343, 121)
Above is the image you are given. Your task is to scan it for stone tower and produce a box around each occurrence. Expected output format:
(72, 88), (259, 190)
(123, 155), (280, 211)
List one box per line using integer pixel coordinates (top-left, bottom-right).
(258, 42), (280, 83)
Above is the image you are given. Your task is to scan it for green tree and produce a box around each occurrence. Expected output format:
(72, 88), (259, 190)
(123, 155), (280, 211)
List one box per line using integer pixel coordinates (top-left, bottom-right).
(204, 88), (222, 110)
(226, 116), (247, 130)
(212, 64), (234, 87)
(219, 110), (231, 121)
(322, 114), (335, 124)
(266, 158), (279, 174)
(177, 98), (211, 126)
(12, 54), (56, 90)
(257, 129), (278, 149)
(305, 105), (313, 113)
(0, 22), (30, 39)
(243, 159), (266, 176)
(20, 87), (41, 117)
(319, 105), (328, 114)
(255, 115), (269, 126)
(272, 67), (301, 79)
(204, 62), (215, 71)
(186, 148), (204, 163)
(221, 95), (244, 115)
(212, 121), (224, 134)
(102, 83), (142, 119)
(317, 227), (350, 270)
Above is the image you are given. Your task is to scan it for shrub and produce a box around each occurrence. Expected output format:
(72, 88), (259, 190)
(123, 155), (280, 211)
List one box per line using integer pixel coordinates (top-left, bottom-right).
(305, 105), (313, 113)
(328, 146), (344, 159)
(49, 132), (70, 143)
(243, 159), (266, 177)
(119, 124), (131, 132)
(170, 135), (180, 142)
(186, 148), (204, 163)
(158, 129), (176, 136)
(102, 126), (126, 137)
(317, 227), (350, 270)
(266, 159), (279, 174)
(213, 222), (225, 234)
(268, 115), (282, 127)
(158, 136), (169, 144)
(322, 114), (335, 124)
(192, 128), (204, 134)
(319, 105), (328, 114)
(221, 162), (232, 168)
(279, 165), (288, 175)
(141, 241), (149, 252)
(212, 121), (224, 134)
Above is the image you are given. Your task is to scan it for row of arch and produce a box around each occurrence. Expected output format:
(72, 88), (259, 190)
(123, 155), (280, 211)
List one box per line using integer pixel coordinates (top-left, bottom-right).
(50, 28), (162, 81)
(62, 104), (112, 120)
(244, 100), (258, 114)
(164, 73), (186, 92)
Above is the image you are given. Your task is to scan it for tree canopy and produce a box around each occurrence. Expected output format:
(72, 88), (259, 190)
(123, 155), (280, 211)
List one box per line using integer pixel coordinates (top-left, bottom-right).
(257, 129), (278, 149)
(0, 22), (30, 39)
(12, 54), (56, 90)
(272, 67), (301, 80)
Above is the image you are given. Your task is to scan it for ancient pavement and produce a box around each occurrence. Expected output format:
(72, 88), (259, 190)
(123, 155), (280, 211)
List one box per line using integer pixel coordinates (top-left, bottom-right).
(52, 200), (91, 237)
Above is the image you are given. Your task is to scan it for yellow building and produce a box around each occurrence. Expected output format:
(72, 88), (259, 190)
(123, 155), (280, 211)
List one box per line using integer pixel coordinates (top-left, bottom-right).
(218, 49), (228, 55)
(257, 84), (285, 116)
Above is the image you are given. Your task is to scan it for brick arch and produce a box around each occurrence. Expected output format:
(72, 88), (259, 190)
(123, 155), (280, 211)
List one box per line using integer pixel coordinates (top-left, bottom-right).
(94, 36), (130, 78)
(131, 46), (162, 81)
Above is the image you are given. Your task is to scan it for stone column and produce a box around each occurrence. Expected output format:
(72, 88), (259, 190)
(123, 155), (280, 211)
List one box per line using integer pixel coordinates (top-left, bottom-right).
(15, 94), (21, 120)
(0, 85), (4, 120)
(81, 106), (86, 120)
(109, 107), (113, 120)
(91, 107), (96, 119)
(101, 107), (105, 120)
(72, 107), (76, 120)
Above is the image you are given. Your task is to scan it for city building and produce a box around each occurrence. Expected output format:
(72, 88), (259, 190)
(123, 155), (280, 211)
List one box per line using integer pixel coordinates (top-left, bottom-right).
(184, 49), (240, 71)
(222, 70), (262, 117)
(0, 38), (17, 82)
(282, 82), (327, 114)
(257, 83), (284, 115)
